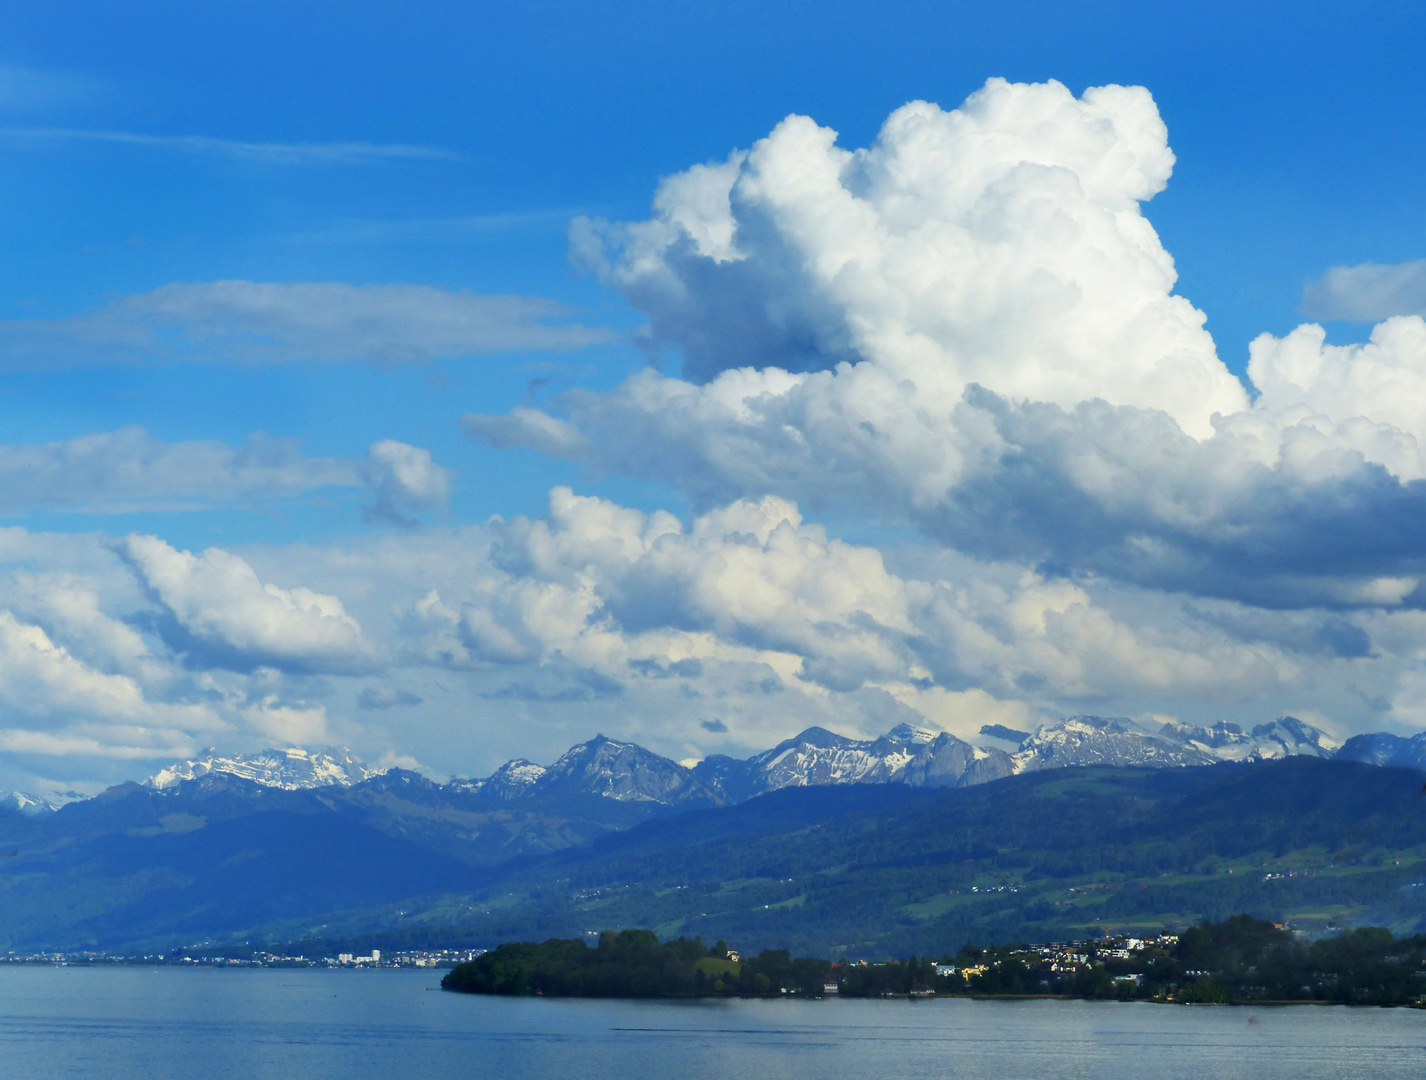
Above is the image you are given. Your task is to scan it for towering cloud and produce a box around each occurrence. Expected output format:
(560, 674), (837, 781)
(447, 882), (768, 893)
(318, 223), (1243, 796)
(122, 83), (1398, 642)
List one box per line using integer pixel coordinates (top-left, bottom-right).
(569, 77), (1246, 435)
(471, 79), (1426, 612)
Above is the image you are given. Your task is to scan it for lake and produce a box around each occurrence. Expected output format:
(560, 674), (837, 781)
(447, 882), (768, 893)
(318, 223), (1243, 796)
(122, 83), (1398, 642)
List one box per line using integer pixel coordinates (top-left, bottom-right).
(1, 966), (1422, 1080)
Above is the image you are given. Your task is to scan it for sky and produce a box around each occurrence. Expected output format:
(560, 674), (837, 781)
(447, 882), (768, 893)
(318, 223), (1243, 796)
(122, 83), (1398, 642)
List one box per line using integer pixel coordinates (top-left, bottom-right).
(2, 1), (1426, 793)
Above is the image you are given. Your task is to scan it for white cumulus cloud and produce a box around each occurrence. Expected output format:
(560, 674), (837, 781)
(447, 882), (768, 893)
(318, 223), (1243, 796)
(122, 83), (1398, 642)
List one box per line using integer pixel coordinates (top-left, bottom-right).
(569, 77), (1246, 437)
(117, 534), (380, 674)
(1248, 317), (1426, 471)
(397, 487), (1301, 737)
(470, 82), (1426, 610)
(0, 610), (220, 761)
(14, 78), (1426, 782)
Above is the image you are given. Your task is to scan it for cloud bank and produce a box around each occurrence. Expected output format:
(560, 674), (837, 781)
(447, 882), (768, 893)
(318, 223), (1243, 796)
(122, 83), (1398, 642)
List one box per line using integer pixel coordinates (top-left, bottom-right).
(399, 487), (1299, 712)
(8, 78), (1426, 789)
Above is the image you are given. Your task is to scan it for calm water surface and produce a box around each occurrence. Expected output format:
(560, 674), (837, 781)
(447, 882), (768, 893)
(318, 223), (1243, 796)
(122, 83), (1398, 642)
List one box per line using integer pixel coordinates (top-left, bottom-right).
(1, 966), (1422, 1080)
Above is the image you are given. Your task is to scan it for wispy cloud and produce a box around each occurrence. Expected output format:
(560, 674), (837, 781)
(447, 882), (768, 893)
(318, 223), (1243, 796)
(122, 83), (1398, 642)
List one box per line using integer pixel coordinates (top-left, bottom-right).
(0, 281), (614, 371)
(0, 65), (99, 110)
(0, 426), (359, 515)
(0, 425), (458, 531)
(292, 209), (584, 245)
(1302, 260), (1426, 322)
(0, 126), (458, 165)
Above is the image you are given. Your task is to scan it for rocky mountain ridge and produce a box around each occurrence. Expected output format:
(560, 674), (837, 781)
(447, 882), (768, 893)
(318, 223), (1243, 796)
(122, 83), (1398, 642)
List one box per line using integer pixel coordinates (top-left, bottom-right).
(1003, 714), (1339, 773)
(1, 719), (1421, 955)
(5, 712), (1403, 819)
(1335, 729), (1426, 771)
(1159, 716), (1339, 761)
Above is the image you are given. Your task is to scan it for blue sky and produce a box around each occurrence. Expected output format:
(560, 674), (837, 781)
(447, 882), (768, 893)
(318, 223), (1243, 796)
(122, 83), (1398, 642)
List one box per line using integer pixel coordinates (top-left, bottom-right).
(2, 1), (1426, 792)
(0, 1), (1421, 542)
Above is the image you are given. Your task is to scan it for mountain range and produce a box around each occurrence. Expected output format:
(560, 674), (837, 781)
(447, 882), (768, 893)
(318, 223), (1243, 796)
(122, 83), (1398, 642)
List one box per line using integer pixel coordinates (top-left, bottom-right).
(2, 711), (1359, 818)
(0, 787), (87, 816)
(419, 754), (1426, 959)
(144, 745), (382, 792)
(3, 713), (1424, 955)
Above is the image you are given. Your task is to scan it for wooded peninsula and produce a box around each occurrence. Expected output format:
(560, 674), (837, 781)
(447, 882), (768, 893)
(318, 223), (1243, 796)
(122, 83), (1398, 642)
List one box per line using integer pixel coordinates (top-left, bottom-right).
(441, 918), (1426, 1005)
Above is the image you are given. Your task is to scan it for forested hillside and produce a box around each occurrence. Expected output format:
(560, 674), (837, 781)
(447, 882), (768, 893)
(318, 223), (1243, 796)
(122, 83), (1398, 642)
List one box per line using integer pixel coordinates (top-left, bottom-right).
(6, 756), (1426, 957)
(365, 758), (1426, 958)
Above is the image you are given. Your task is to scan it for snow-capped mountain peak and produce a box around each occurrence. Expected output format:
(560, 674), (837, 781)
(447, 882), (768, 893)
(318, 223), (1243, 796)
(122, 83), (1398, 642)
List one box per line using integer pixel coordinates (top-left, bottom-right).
(1160, 716), (1339, 762)
(451, 758), (550, 801)
(2, 790), (64, 815)
(0, 788), (88, 815)
(1005, 714), (1340, 773)
(541, 735), (713, 803)
(31, 713), (1367, 819)
(453, 736), (717, 805)
(694, 724), (1013, 800)
(884, 723), (937, 745)
(145, 746), (382, 791)
(1012, 715), (1219, 773)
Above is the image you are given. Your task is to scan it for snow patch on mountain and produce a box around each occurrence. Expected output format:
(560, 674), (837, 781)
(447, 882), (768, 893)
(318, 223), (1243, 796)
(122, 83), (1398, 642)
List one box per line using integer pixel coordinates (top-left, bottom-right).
(886, 723), (937, 745)
(1006, 714), (1340, 773)
(1, 790), (43, 815)
(43, 712), (1362, 817)
(145, 746), (381, 791)
(452, 759), (550, 801)
(1163, 716), (1340, 762)
(1, 789), (86, 815)
(541, 736), (715, 803)
(455, 736), (718, 806)
(698, 724), (1013, 799)
(1011, 715), (1219, 773)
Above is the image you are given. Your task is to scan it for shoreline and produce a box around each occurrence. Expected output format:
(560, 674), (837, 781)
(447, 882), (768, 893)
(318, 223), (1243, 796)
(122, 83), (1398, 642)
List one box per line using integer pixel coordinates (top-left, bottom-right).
(440, 985), (1423, 1008)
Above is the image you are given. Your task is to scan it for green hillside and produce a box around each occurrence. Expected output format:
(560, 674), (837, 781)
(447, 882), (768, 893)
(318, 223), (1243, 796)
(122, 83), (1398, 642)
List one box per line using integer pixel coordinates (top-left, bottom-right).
(8, 757), (1426, 958)
(352, 758), (1426, 958)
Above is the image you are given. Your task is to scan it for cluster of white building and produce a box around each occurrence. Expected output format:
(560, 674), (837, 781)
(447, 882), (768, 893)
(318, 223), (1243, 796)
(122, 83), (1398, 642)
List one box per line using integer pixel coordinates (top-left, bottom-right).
(336, 950), (381, 965)
(1023, 933), (1179, 971)
(2, 946), (488, 969)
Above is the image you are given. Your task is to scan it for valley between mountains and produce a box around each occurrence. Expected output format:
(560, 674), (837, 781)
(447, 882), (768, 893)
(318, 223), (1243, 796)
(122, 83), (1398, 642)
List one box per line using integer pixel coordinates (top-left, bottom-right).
(3, 715), (1425, 956)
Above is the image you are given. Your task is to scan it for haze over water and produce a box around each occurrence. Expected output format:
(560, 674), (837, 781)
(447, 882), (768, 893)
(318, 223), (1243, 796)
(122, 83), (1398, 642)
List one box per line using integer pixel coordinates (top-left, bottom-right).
(1, 967), (1421, 1080)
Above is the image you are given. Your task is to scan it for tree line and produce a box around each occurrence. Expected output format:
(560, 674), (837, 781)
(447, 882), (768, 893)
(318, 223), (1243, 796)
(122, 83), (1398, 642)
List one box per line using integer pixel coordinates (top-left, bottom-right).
(441, 930), (830, 997)
(442, 917), (1426, 1005)
(953, 916), (1426, 1005)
